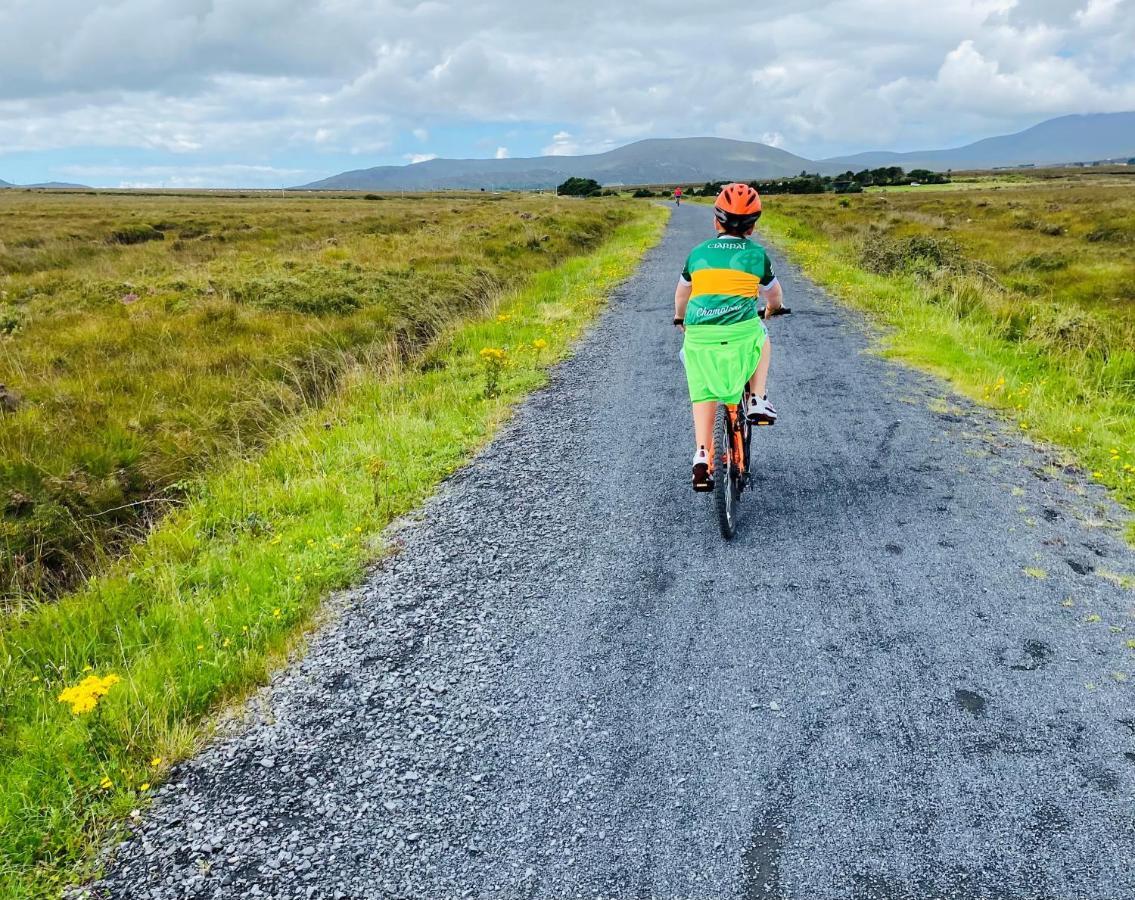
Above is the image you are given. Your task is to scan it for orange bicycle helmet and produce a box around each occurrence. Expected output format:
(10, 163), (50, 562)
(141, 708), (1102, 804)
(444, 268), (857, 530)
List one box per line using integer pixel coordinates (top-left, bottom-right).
(714, 183), (762, 234)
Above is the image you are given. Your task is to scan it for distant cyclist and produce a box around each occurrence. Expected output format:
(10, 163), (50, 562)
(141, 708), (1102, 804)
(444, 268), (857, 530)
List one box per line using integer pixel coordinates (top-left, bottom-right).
(673, 183), (783, 491)
(673, 187), (683, 206)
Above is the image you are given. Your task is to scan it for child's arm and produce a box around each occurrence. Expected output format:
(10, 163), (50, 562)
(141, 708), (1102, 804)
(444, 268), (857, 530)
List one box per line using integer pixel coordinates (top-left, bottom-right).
(673, 277), (692, 329)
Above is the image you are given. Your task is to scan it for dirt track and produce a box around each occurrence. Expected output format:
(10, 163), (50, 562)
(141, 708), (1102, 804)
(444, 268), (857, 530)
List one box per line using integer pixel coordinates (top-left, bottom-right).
(96, 204), (1135, 899)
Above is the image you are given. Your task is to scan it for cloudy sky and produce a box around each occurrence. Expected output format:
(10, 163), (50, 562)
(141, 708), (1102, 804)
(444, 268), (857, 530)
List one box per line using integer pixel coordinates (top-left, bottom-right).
(1, 0), (1132, 187)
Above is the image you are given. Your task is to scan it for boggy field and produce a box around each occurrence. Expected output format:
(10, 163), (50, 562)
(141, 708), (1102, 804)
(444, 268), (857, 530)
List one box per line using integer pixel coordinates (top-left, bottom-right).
(761, 177), (1135, 526)
(0, 191), (633, 605)
(776, 178), (1135, 316)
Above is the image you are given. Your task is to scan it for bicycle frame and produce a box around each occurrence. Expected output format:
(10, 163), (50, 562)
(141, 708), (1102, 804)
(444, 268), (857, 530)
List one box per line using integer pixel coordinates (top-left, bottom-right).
(706, 400), (748, 478)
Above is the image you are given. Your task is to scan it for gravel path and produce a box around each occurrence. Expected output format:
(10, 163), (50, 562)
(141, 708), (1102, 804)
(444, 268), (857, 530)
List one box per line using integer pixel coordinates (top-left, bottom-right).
(94, 205), (1135, 899)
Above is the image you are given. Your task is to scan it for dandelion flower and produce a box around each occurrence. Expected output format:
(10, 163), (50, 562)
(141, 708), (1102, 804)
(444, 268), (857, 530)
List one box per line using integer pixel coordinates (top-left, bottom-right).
(140, 782), (151, 792)
(151, 757), (162, 768)
(99, 777), (113, 790)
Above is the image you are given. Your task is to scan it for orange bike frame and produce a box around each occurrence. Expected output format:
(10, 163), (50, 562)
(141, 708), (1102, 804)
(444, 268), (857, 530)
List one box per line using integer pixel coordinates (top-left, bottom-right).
(708, 404), (746, 476)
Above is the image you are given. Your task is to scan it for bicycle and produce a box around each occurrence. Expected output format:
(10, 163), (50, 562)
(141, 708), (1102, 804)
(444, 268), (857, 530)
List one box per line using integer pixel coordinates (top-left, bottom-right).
(709, 305), (790, 539)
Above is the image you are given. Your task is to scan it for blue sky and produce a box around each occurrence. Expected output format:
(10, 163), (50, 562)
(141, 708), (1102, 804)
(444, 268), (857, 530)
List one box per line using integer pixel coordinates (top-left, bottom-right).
(1, 122), (571, 187)
(1, 0), (1132, 188)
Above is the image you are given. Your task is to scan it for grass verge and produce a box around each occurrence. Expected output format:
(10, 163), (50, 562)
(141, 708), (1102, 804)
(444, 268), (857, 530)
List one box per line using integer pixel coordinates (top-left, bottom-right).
(0, 203), (668, 898)
(758, 206), (1135, 543)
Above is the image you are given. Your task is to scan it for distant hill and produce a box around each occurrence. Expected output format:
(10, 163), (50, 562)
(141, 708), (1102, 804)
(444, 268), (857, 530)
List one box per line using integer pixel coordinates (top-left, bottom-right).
(299, 112), (1135, 191)
(299, 138), (813, 191)
(0, 179), (89, 189)
(817, 112), (1135, 173)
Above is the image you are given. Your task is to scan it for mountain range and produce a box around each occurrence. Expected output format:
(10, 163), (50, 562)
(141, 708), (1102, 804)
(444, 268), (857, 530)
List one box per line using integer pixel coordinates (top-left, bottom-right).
(299, 112), (1135, 191)
(0, 178), (89, 189)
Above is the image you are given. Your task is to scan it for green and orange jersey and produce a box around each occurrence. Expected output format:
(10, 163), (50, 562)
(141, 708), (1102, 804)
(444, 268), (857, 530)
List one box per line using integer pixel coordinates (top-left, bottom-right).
(680, 235), (776, 326)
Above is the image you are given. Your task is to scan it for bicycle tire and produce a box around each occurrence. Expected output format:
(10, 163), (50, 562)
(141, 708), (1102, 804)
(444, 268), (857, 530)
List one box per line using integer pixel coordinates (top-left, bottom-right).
(714, 404), (738, 539)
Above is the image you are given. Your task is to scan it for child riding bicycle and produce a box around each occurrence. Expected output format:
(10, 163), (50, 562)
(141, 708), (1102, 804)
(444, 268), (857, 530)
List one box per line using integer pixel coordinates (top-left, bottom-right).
(673, 183), (784, 491)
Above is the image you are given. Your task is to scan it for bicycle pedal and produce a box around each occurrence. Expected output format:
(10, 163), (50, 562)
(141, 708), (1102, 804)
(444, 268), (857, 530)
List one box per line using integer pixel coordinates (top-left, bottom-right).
(692, 462), (714, 492)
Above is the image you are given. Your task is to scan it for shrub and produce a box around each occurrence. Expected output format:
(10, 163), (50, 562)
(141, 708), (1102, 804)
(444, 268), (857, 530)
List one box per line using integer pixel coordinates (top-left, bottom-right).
(860, 235), (960, 276)
(1086, 225), (1129, 243)
(632, 188), (654, 198)
(1014, 254), (1068, 273)
(0, 304), (26, 335)
(108, 224), (165, 245)
(556, 177), (602, 197)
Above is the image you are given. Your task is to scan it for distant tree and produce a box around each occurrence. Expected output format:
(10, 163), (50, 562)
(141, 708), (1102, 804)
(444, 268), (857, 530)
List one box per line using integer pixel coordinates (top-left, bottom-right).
(697, 181), (728, 197)
(908, 169), (948, 184)
(556, 177), (602, 197)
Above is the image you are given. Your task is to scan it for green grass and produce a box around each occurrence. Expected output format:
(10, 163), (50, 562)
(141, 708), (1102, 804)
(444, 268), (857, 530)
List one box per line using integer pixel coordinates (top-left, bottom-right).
(757, 182), (1134, 541)
(866, 179), (1035, 193)
(0, 203), (668, 898)
(0, 191), (635, 605)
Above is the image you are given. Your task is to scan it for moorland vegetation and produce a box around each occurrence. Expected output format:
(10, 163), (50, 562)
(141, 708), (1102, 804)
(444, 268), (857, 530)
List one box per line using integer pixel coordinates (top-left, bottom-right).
(0, 192), (634, 606)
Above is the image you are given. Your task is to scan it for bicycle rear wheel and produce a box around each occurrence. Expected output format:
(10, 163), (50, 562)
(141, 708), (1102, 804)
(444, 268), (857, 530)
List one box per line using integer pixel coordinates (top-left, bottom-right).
(714, 404), (740, 539)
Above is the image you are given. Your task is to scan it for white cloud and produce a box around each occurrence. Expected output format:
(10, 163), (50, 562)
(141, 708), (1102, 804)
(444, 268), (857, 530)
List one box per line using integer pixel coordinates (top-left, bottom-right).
(59, 162), (313, 189)
(495, 146), (509, 158)
(404, 152), (438, 164)
(1075, 0), (1122, 27)
(544, 131), (579, 156)
(0, 0), (1131, 176)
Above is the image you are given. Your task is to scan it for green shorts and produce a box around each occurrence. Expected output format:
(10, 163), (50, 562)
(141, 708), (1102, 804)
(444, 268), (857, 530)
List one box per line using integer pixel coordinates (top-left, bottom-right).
(681, 317), (767, 404)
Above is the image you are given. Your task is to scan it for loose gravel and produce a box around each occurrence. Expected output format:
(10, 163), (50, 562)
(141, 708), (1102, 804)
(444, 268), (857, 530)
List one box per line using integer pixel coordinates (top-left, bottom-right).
(92, 206), (1135, 899)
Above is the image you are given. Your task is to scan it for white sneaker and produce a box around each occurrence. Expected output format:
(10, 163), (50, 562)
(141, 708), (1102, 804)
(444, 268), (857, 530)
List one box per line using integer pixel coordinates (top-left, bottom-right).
(691, 447), (713, 492)
(747, 394), (778, 425)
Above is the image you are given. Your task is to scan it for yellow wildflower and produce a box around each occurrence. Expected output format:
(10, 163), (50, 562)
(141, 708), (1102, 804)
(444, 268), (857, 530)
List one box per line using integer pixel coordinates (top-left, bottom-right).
(140, 782), (151, 792)
(57, 674), (121, 716)
(150, 757), (162, 768)
(532, 339), (548, 350)
(99, 777), (113, 790)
